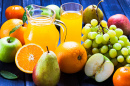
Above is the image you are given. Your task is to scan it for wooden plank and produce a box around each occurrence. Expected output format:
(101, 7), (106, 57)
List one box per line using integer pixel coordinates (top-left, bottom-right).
(100, 0), (125, 20)
(22, 0), (41, 8)
(61, 0), (80, 4)
(41, 0), (61, 7)
(0, 62), (25, 86)
(0, 0), (2, 26)
(118, 0), (130, 20)
(2, 0), (22, 24)
(80, 0), (107, 21)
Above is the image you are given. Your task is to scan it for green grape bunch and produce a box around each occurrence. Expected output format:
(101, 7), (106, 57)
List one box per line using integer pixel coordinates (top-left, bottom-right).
(81, 19), (130, 68)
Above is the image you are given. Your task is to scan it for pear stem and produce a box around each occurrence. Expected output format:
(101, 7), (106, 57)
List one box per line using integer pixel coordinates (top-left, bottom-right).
(96, 0), (104, 23)
(46, 46), (50, 53)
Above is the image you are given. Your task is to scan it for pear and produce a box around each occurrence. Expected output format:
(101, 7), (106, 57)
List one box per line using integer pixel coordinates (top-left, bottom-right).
(83, 0), (104, 24)
(32, 46), (60, 86)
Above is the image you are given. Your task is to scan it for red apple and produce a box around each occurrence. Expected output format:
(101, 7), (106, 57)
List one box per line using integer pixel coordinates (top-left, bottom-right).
(108, 14), (130, 35)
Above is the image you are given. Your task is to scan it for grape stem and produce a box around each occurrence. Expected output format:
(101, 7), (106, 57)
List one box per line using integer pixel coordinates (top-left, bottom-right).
(96, 0), (104, 23)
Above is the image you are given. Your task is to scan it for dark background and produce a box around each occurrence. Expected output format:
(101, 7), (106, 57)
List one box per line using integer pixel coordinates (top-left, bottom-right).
(0, 0), (130, 86)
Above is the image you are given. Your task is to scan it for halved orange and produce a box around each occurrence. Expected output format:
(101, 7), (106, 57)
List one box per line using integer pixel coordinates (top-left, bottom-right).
(15, 43), (44, 74)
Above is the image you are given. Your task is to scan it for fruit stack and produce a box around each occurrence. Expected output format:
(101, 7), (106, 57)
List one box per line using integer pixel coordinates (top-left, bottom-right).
(0, 1), (130, 86)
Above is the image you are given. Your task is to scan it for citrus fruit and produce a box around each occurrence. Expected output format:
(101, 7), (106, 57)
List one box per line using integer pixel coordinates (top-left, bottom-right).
(55, 41), (87, 73)
(0, 19), (27, 45)
(113, 67), (130, 86)
(15, 43), (44, 74)
(5, 5), (25, 20)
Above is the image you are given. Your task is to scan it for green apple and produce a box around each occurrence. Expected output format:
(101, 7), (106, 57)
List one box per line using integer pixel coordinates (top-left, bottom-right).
(84, 53), (114, 82)
(0, 37), (22, 63)
(46, 5), (60, 20)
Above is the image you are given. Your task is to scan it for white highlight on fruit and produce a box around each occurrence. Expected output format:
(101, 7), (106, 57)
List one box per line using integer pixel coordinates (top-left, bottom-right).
(29, 54), (34, 61)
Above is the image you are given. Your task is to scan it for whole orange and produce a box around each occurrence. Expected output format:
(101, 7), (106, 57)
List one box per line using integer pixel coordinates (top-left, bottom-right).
(55, 41), (87, 73)
(5, 5), (25, 20)
(0, 19), (27, 45)
(113, 67), (130, 86)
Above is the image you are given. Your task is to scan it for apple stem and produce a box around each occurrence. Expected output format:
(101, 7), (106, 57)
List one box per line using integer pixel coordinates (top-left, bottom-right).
(96, 0), (104, 23)
(7, 38), (11, 43)
(46, 46), (50, 53)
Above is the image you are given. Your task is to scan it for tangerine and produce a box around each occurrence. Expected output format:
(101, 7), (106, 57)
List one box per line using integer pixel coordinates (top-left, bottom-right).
(5, 5), (25, 20)
(113, 67), (130, 86)
(55, 41), (87, 73)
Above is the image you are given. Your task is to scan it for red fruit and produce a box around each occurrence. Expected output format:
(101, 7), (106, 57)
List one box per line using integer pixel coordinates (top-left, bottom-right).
(108, 14), (130, 35)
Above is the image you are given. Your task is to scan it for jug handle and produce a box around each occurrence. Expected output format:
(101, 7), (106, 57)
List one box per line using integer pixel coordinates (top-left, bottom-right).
(54, 19), (67, 43)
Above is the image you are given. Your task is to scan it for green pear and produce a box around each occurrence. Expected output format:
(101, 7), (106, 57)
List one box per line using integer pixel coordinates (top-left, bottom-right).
(32, 47), (60, 86)
(83, 0), (104, 24)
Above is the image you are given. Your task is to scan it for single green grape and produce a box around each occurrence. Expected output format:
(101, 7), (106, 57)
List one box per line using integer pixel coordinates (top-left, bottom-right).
(91, 26), (98, 32)
(109, 49), (117, 58)
(109, 25), (117, 30)
(95, 34), (103, 44)
(118, 40), (124, 47)
(107, 30), (116, 38)
(110, 36), (118, 44)
(119, 35), (128, 43)
(103, 33), (109, 41)
(88, 32), (97, 39)
(91, 19), (98, 26)
(85, 23), (91, 27)
(100, 45), (108, 54)
(81, 34), (88, 42)
(92, 40), (98, 48)
(126, 56), (130, 63)
(113, 43), (122, 50)
(128, 48), (130, 54)
(115, 28), (123, 37)
(82, 26), (91, 35)
(121, 48), (128, 56)
(92, 48), (99, 54)
(100, 20), (107, 27)
(83, 39), (92, 49)
(117, 55), (124, 63)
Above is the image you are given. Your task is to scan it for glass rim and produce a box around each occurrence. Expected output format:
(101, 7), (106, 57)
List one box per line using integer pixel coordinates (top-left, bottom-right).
(25, 4), (56, 21)
(60, 2), (83, 11)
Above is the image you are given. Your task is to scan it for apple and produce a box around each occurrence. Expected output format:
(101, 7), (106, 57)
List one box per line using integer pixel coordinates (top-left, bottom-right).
(46, 5), (60, 20)
(108, 14), (130, 35)
(0, 37), (22, 63)
(84, 53), (114, 82)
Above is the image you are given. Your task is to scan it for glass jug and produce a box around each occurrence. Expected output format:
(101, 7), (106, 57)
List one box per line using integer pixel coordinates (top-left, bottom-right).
(24, 5), (67, 52)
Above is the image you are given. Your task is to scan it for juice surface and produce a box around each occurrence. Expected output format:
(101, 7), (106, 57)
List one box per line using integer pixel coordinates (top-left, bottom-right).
(60, 11), (82, 43)
(24, 18), (59, 52)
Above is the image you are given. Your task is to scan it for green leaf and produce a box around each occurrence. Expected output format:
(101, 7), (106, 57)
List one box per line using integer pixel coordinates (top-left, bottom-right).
(22, 11), (27, 23)
(9, 25), (22, 35)
(0, 70), (18, 79)
(22, 5), (34, 23)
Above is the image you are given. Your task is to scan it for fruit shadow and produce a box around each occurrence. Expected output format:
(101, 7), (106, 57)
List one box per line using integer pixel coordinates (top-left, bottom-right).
(57, 71), (79, 86)
(0, 61), (25, 81)
(77, 69), (114, 86)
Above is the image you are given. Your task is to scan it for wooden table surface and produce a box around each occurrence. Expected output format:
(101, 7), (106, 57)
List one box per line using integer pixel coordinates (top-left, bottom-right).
(0, 0), (130, 86)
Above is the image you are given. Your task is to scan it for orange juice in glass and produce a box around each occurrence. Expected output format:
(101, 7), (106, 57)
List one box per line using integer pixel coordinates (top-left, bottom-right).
(60, 3), (83, 43)
(24, 5), (67, 51)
